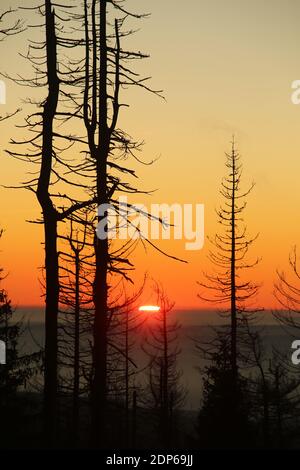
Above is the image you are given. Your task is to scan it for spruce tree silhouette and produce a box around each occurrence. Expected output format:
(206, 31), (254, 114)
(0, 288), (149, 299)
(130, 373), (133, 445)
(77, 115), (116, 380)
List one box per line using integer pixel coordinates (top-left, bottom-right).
(196, 139), (261, 448)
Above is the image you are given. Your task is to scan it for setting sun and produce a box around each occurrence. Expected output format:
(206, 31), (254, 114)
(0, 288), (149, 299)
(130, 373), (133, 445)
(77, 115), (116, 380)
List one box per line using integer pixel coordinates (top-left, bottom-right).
(1, 0), (300, 453)
(138, 305), (161, 312)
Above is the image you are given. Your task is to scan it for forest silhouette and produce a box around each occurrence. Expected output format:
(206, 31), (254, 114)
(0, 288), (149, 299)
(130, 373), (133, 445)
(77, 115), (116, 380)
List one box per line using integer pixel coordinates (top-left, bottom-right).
(0, 0), (300, 452)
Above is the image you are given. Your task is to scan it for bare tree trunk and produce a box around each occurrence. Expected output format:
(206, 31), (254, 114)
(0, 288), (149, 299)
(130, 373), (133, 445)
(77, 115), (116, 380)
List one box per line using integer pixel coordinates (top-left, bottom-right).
(132, 390), (137, 447)
(125, 306), (129, 439)
(42, 217), (59, 444)
(37, 0), (60, 446)
(230, 142), (237, 384)
(92, 0), (109, 446)
(73, 250), (80, 444)
(275, 368), (283, 447)
(162, 306), (169, 445)
(262, 386), (270, 447)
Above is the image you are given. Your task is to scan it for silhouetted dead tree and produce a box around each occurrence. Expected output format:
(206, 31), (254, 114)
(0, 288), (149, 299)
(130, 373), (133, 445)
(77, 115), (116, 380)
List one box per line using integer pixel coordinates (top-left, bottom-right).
(195, 139), (262, 448)
(241, 323), (271, 446)
(106, 295), (138, 397)
(274, 246), (300, 329)
(57, 212), (95, 445)
(266, 353), (300, 447)
(142, 286), (185, 447)
(86, 285), (149, 447)
(82, 1), (156, 445)
(269, 247), (300, 446)
(7, 0), (166, 447)
(121, 300), (142, 417)
(38, 1), (60, 442)
(197, 138), (261, 383)
(248, 342), (300, 448)
(6, 1), (96, 445)
(59, 0), (164, 445)
(58, 210), (146, 447)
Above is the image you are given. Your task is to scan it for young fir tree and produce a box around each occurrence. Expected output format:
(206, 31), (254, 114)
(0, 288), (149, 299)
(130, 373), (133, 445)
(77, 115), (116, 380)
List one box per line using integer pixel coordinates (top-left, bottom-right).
(196, 333), (254, 449)
(0, 230), (42, 446)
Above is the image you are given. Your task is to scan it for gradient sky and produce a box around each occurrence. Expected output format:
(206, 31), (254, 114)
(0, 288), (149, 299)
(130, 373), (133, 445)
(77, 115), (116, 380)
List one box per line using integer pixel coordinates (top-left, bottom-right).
(1, 0), (300, 309)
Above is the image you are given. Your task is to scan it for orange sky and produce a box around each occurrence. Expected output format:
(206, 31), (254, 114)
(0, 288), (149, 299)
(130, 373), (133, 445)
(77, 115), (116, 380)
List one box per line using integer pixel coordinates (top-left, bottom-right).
(1, 0), (300, 309)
